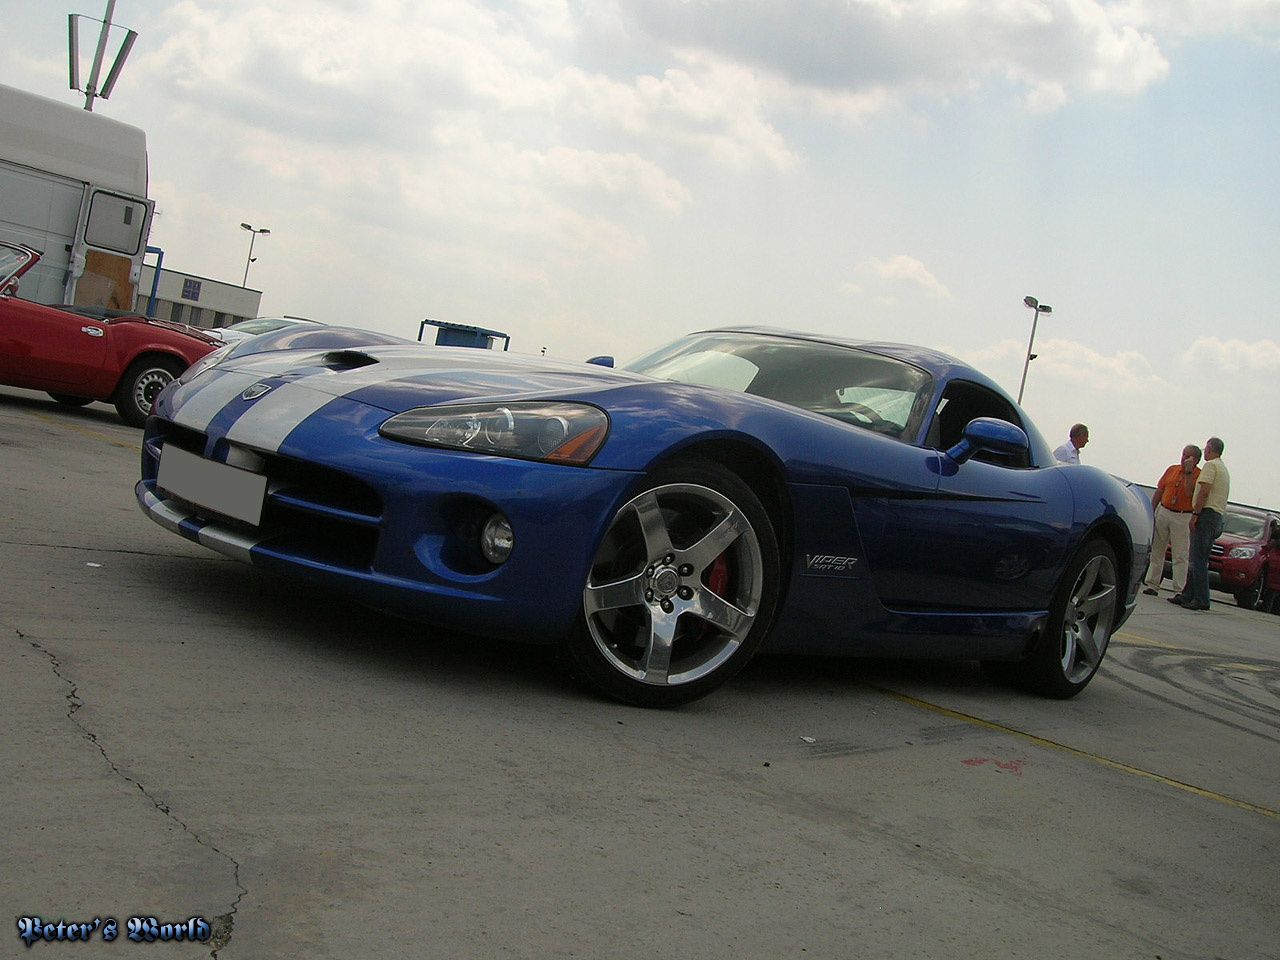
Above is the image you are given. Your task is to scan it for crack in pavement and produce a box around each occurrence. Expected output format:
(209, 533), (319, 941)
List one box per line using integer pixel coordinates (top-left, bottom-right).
(0, 537), (231, 561)
(23, 630), (246, 956)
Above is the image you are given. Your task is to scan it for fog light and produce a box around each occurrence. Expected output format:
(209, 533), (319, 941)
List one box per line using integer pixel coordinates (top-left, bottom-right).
(480, 514), (514, 564)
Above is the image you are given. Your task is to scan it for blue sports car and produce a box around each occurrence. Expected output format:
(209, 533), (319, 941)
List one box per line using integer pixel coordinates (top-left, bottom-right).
(136, 326), (1152, 707)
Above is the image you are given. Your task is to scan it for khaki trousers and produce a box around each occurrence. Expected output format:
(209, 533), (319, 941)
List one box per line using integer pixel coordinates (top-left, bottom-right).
(1144, 503), (1193, 591)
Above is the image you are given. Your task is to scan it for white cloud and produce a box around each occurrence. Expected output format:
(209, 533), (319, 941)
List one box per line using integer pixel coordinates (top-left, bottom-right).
(1182, 336), (1280, 374)
(614, 0), (1173, 113)
(518, 146), (694, 212)
(1026, 337), (1167, 394)
(1110, 0), (1280, 38)
(859, 255), (953, 298)
(955, 336), (1279, 506)
(559, 57), (802, 171)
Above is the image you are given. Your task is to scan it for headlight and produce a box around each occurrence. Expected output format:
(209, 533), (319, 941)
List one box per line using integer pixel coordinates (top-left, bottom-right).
(179, 345), (233, 383)
(380, 402), (609, 465)
(1228, 546), (1258, 559)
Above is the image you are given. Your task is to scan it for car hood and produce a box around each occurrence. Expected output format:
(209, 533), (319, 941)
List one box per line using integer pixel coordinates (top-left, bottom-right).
(201, 342), (651, 414)
(1216, 531), (1262, 548)
(106, 314), (222, 345)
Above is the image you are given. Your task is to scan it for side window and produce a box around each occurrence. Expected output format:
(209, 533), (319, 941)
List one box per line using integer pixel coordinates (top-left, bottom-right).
(928, 380), (1030, 468)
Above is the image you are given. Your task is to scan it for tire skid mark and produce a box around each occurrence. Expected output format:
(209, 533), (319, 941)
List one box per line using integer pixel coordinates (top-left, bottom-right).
(1109, 639), (1280, 741)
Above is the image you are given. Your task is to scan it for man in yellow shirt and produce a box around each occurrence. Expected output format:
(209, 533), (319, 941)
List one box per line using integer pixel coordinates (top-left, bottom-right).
(1169, 437), (1230, 611)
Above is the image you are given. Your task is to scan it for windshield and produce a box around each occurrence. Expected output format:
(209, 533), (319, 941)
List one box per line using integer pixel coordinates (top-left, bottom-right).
(625, 333), (933, 439)
(226, 317), (298, 335)
(1223, 512), (1267, 540)
(0, 243), (35, 288)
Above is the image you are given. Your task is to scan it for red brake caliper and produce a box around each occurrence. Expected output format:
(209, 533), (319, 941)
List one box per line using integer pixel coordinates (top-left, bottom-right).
(706, 553), (730, 597)
(689, 553), (731, 644)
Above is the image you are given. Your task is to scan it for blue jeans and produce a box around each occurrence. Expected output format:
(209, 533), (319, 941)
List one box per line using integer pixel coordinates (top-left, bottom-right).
(1183, 509), (1224, 608)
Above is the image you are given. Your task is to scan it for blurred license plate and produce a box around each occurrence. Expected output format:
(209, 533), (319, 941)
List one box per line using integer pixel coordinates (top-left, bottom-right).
(157, 446), (267, 526)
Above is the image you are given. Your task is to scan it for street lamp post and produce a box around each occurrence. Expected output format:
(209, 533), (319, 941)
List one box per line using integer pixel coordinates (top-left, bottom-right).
(240, 222), (270, 287)
(1017, 295), (1053, 404)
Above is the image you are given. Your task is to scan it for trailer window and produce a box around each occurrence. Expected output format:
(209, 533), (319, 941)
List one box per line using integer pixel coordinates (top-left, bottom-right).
(85, 190), (148, 255)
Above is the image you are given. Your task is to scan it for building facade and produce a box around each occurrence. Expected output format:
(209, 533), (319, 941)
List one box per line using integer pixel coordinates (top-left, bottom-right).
(138, 263), (261, 330)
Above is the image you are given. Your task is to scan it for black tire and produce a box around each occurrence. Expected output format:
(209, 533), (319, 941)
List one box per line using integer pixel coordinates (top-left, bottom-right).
(47, 393), (93, 407)
(560, 459), (780, 707)
(113, 356), (185, 428)
(1235, 571), (1265, 610)
(994, 539), (1119, 699)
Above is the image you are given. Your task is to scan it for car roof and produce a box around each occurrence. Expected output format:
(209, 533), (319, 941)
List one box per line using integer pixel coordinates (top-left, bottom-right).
(697, 325), (1012, 400)
(1225, 503), (1279, 520)
(228, 315), (320, 328)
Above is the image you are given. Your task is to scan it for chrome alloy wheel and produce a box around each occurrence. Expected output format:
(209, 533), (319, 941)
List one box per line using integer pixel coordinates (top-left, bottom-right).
(583, 482), (764, 687)
(1059, 551), (1118, 684)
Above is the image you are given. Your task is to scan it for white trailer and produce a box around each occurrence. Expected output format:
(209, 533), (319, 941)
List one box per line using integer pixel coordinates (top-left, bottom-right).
(0, 82), (153, 310)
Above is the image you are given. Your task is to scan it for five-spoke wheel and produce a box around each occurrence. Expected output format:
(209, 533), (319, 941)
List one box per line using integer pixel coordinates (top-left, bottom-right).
(562, 460), (779, 707)
(991, 539), (1119, 698)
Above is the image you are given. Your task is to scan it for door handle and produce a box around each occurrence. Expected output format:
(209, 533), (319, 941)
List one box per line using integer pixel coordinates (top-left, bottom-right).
(81, 326), (105, 337)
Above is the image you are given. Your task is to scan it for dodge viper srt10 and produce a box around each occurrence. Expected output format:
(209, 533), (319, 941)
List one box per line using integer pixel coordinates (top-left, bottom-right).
(135, 324), (1152, 707)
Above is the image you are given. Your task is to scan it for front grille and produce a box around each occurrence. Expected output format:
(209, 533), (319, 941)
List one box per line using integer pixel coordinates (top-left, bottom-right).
(149, 421), (383, 571)
(256, 454), (382, 570)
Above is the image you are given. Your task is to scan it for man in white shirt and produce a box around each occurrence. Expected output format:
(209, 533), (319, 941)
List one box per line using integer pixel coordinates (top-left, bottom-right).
(1053, 423), (1089, 464)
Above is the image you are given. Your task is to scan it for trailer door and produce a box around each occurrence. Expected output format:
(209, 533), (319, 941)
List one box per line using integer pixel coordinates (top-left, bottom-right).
(70, 188), (153, 310)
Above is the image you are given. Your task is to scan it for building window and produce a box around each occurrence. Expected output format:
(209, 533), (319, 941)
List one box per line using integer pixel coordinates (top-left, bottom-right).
(169, 301), (184, 323)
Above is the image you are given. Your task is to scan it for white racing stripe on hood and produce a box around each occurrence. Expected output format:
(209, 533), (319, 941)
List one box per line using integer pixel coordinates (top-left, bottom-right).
(172, 371), (267, 433)
(225, 382), (343, 450)
(169, 351), (322, 433)
(222, 363), (429, 451)
(175, 350), (500, 448)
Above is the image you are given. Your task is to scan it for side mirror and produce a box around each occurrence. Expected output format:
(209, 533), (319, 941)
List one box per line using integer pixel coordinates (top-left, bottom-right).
(945, 417), (1029, 465)
(586, 355), (614, 368)
(2, 277), (18, 297)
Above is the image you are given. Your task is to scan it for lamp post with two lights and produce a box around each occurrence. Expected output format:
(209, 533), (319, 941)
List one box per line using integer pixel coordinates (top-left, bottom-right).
(1017, 295), (1053, 404)
(240, 222), (270, 287)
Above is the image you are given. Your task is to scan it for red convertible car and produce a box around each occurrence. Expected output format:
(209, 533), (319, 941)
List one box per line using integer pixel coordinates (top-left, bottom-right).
(1, 242), (220, 426)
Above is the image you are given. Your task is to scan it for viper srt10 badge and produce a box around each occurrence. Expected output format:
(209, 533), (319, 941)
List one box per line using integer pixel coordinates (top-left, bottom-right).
(805, 554), (859, 574)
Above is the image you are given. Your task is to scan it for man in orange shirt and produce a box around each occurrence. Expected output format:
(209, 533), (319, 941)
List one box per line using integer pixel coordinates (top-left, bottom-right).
(1141, 444), (1201, 595)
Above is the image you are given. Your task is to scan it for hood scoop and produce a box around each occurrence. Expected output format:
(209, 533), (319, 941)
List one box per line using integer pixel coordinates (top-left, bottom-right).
(320, 350), (380, 370)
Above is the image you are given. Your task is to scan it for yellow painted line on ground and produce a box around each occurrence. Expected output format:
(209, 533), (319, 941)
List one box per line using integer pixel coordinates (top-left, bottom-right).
(28, 410), (141, 452)
(1114, 630), (1185, 651)
(876, 686), (1280, 823)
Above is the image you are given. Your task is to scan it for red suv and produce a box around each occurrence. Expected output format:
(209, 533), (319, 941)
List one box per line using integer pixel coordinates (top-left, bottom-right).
(1210, 505), (1280, 610)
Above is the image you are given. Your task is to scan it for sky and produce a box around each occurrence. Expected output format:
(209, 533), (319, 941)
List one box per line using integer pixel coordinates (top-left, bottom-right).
(3, 0), (1278, 506)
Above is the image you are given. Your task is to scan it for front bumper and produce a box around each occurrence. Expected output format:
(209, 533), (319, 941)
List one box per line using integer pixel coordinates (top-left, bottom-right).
(136, 401), (641, 642)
